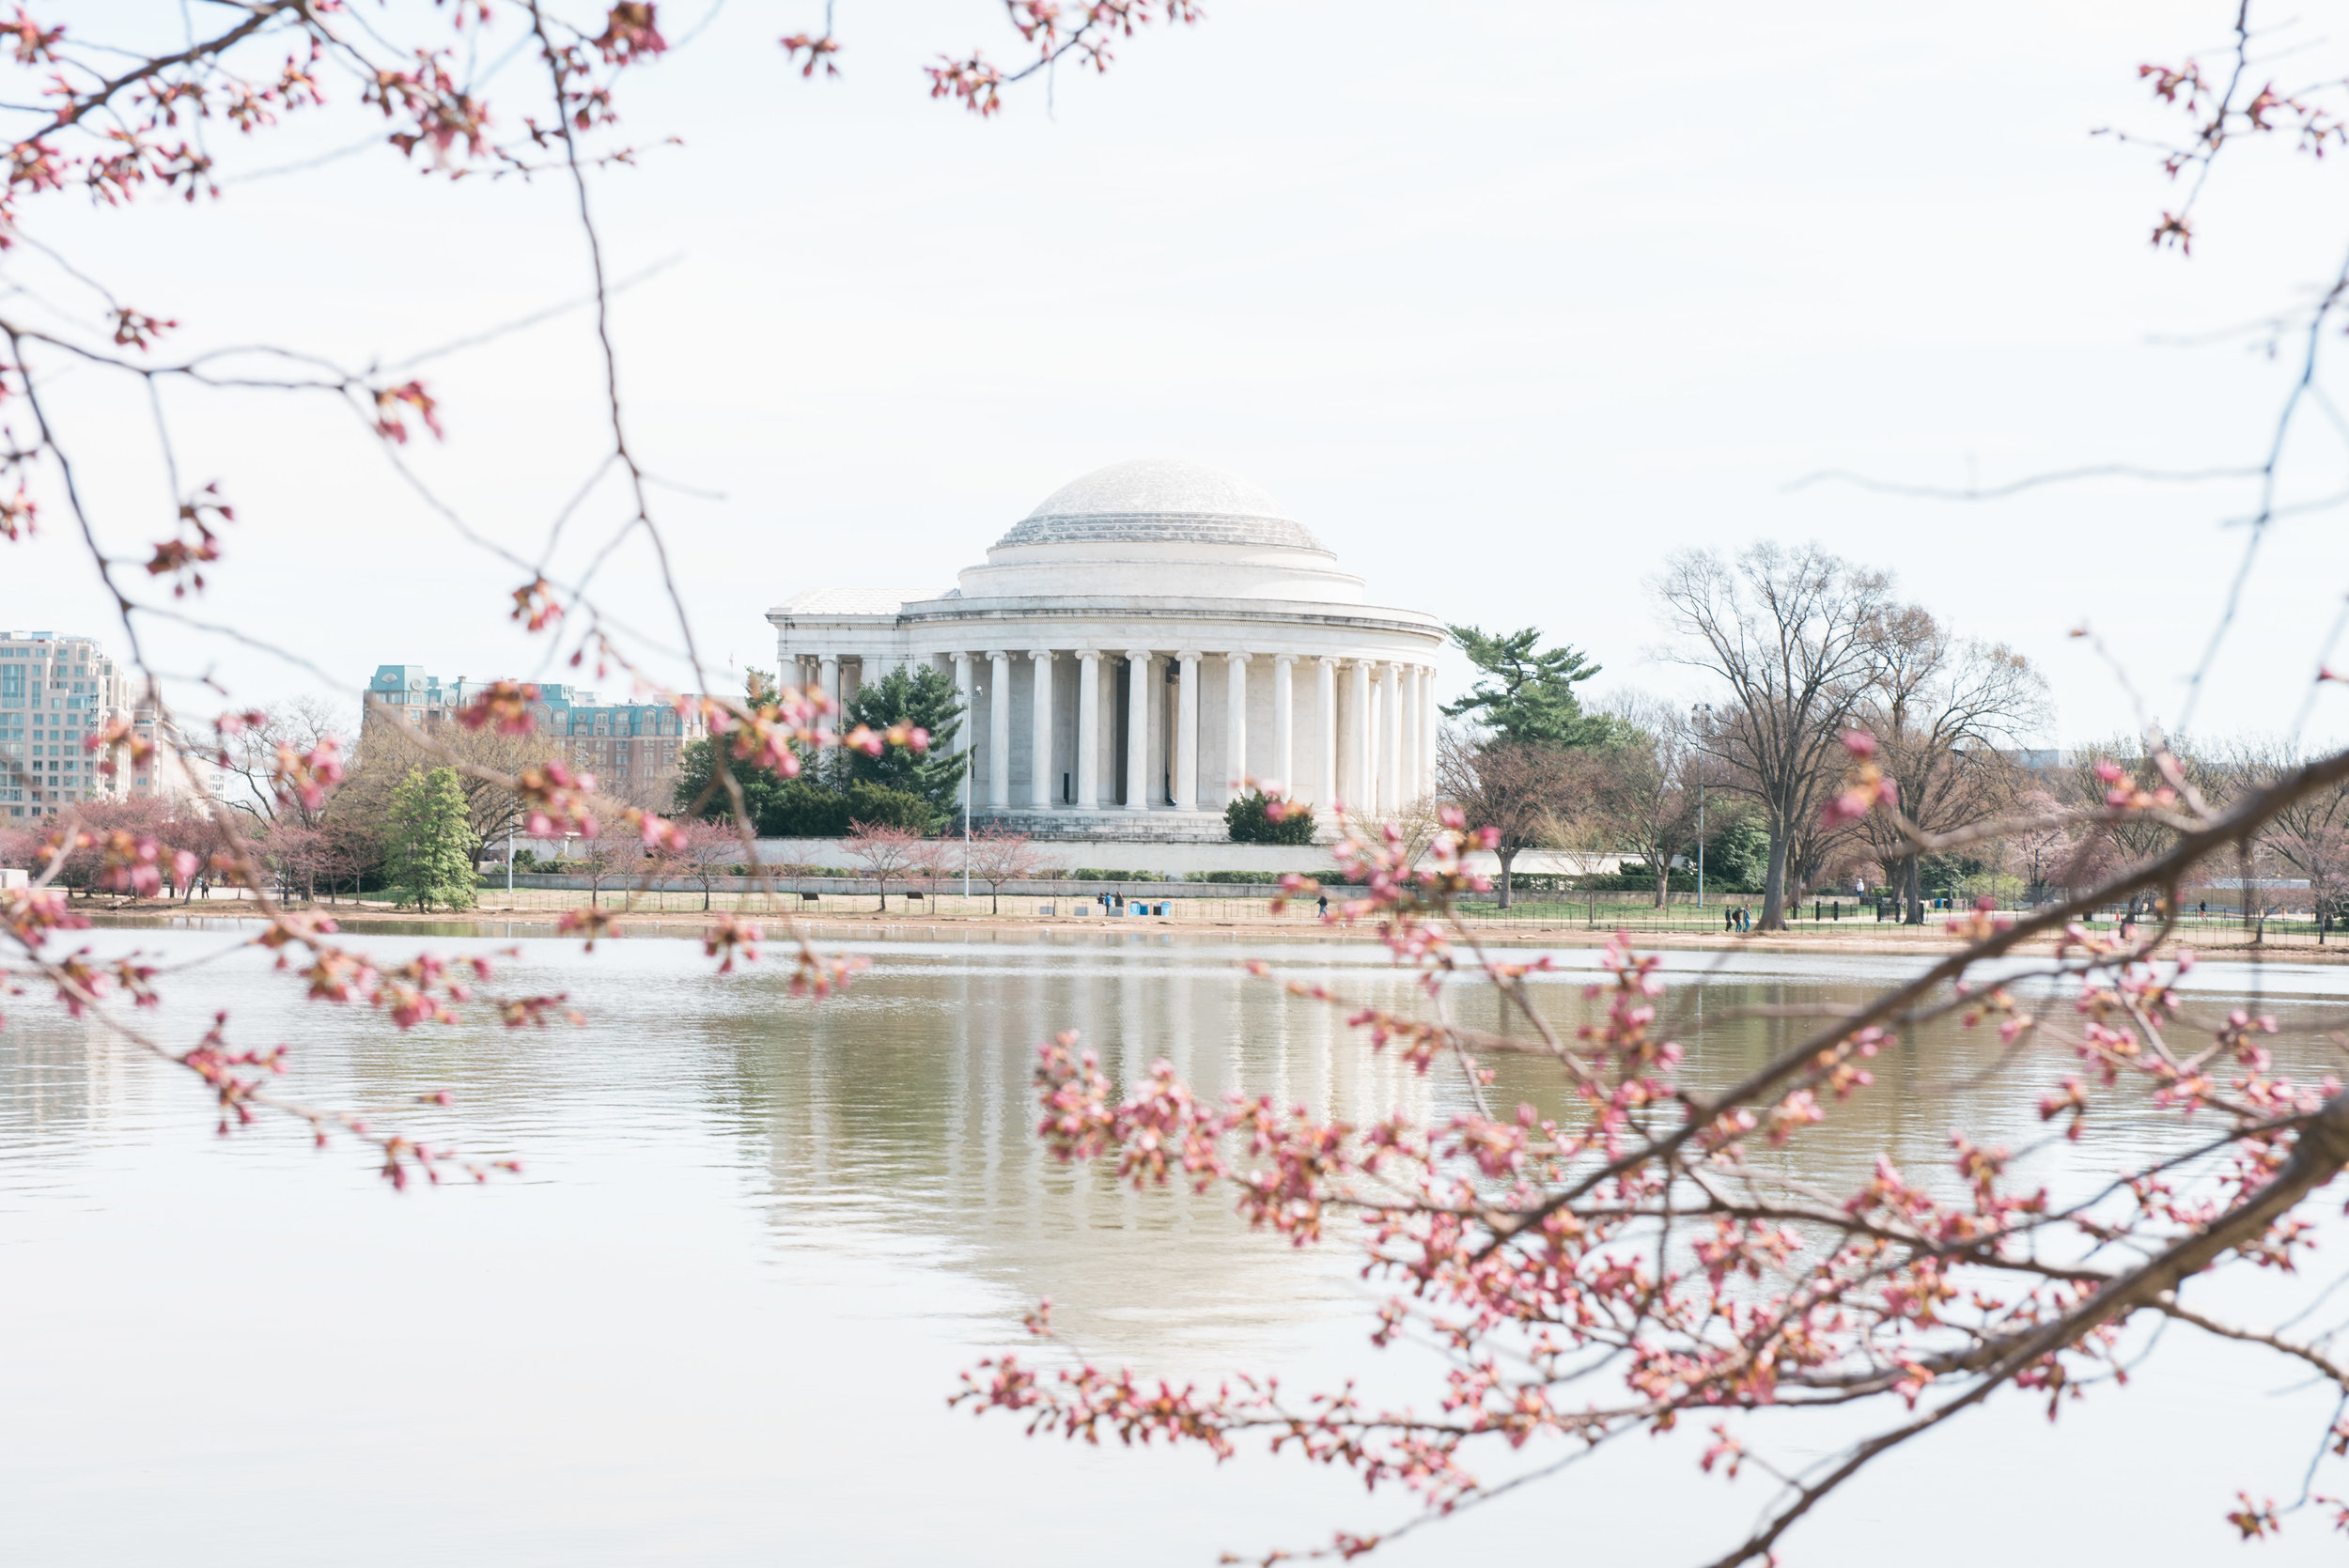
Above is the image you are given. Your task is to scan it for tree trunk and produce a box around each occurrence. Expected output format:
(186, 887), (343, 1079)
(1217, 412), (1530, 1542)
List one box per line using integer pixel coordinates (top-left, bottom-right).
(1759, 827), (1790, 930)
(1652, 859), (1668, 908)
(1497, 847), (1518, 909)
(1902, 855), (1923, 925)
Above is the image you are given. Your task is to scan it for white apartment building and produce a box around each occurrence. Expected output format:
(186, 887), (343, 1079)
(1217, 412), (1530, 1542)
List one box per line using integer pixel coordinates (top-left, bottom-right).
(1, 631), (196, 819)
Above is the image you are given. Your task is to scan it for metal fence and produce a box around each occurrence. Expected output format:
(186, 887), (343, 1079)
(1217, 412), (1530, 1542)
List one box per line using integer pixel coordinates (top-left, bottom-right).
(280, 883), (1321, 926)
(1452, 891), (2349, 949)
(171, 880), (2349, 950)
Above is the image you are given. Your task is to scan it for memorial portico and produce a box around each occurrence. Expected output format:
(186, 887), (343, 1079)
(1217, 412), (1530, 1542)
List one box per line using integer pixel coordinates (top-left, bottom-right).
(768, 458), (1445, 842)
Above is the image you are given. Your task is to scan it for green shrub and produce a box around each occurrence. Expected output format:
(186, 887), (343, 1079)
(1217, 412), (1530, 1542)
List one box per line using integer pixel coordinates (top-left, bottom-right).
(841, 779), (937, 834)
(758, 779), (850, 837)
(1224, 790), (1316, 846)
(1187, 869), (1285, 884)
(754, 778), (940, 837)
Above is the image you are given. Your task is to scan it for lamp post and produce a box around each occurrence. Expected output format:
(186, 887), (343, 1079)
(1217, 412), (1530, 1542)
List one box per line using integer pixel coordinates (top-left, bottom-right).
(506, 827), (515, 903)
(1691, 703), (1713, 911)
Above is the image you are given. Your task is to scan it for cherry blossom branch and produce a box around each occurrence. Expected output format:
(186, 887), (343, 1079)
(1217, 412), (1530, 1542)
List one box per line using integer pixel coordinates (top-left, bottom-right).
(1490, 742), (2349, 1256)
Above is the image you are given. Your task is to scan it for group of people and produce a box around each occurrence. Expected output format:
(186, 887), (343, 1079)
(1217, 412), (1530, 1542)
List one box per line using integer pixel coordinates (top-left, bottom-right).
(1721, 905), (1750, 933)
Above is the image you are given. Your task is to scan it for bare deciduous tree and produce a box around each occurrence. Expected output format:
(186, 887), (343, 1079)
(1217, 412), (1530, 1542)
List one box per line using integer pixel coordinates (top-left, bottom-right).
(2065, 737), (2206, 922)
(2004, 786), (2074, 902)
(963, 827), (1052, 915)
(257, 821), (323, 904)
(2224, 740), (2349, 939)
(1436, 728), (1573, 908)
(570, 825), (635, 909)
(341, 708), (560, 870)
(841, 821), (926, 913)
(214, 698), (350, 831)
(1387, 791), (1450, 874)
(1858, 605), (2048, 922)
(1654, 543), (1893, 928)
(677, 818), (736, 913)
(1586, 696), (1701, 908)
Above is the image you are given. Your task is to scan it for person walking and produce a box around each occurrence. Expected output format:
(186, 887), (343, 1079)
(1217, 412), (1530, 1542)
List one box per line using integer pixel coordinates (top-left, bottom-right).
(1316, 893), (1330, 918)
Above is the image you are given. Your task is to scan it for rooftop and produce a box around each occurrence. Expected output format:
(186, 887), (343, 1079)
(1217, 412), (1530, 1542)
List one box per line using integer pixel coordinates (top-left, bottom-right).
(989, 458), (1327, 553)
(774, 586), (912, 616)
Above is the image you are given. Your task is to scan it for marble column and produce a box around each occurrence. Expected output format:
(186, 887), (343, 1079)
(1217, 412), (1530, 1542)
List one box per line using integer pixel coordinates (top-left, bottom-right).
(1398, 662), (1420, 805)
(952, 654), (973, 757)
(1418, 665), (1436, 797)
(1346, 660), (1371, 814)
(1028, 648), (1054, 808)
(1223, 651), (1249, 799)
(819, 655), (840, 720)
(988, 650), (1011, 810)
(1174, 650), (1201, 811)
(1270, 654), (1295, 797)
(1380, 661), (1402, 814)
(1077, 648), (1100, 808)
(1125, 649), (1151, 810)
(1315, 657), (1338, 810)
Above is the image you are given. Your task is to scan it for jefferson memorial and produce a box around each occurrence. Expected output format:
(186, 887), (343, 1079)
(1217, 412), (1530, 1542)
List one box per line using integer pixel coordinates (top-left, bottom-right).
(768, 459), (1445, 841)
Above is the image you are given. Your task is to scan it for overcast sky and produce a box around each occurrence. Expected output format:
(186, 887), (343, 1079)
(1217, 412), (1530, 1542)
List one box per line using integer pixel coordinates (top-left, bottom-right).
(11, 0), (2349, 748)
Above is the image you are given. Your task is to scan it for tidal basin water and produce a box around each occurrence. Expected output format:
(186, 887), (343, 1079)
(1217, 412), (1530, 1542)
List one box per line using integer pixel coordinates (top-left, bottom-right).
(5, 924), (2348, 1566)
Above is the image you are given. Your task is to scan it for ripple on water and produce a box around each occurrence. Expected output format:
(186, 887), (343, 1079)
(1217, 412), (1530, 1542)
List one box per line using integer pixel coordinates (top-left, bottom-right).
(3, 929), (2343, 1565)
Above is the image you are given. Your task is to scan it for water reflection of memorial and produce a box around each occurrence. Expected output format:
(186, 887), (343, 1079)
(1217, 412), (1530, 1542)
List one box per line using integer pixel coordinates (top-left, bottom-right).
(723, 942), (2349, 1361)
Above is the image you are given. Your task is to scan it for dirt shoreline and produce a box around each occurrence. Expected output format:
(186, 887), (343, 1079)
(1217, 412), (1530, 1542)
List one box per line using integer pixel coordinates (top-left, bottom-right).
(74, 896), (2349, 962)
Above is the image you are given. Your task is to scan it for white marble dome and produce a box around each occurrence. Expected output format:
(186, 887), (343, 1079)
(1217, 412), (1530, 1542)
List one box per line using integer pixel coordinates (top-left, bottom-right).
(959, 458), (1361, 604)
(992, 458), (1328, 552)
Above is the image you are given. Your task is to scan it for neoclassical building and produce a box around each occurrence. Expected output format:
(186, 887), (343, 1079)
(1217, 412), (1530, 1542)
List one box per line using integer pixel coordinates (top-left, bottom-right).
(769, 459), (1445, 840)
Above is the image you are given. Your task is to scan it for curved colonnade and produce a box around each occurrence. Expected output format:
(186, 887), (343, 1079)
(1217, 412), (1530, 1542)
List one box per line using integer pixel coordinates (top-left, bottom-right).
(770, 458), (1446, 841)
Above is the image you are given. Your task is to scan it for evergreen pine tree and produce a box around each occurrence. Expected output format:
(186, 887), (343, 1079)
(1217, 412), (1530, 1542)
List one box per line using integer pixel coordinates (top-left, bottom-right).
(385, 766), (481, 911)
(671, 736), (787, 826)
(1442, 625), (1614, 748)
(839, 664), (966, 827)
(673, 666), (965, 836)
(673, 670), (792, 825)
